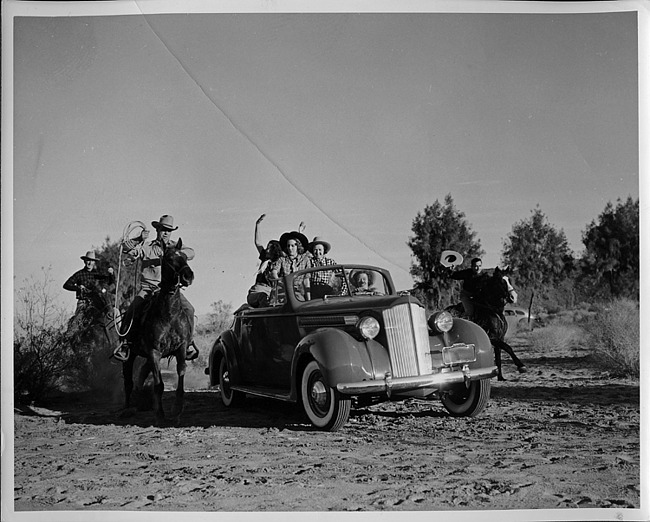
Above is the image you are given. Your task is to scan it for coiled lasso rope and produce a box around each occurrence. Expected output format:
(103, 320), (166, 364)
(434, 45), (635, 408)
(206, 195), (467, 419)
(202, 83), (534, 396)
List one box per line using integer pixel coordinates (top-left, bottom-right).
(114, 220), (147, 337)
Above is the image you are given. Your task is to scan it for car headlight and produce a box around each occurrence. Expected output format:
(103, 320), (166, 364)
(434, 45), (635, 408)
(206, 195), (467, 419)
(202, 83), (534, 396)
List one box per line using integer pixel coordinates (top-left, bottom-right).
(357, 316), (380, 340)
(428, 311), (454, 333)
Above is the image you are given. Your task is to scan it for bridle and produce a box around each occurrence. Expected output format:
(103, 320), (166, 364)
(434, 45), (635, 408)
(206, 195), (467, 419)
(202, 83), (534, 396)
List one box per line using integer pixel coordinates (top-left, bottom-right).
(161, 253), (192, 293)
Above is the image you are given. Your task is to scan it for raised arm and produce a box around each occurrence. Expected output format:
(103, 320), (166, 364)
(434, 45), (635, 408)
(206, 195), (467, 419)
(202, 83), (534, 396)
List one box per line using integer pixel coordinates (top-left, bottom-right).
(122, 229), (150, 256)
(254, 213), (266, 256)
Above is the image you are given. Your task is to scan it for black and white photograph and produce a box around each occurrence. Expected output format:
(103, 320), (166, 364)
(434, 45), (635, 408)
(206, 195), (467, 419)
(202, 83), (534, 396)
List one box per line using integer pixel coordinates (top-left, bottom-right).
(2, 0), (646, 520)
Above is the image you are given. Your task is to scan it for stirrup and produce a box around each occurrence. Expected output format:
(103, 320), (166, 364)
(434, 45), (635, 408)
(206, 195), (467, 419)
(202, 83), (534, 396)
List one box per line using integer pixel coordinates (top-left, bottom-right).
(112, 343), (130, 362)
(185, 341), (199, 361)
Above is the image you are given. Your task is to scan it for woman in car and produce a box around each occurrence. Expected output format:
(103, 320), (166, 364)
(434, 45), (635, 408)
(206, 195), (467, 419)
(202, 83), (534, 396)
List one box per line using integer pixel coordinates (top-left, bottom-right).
(278, 230), (312, 275)
(247, 214), (285, 307)
(278, 230), (312, 300)
(307, 237), (341, 299)
(350, 270), (378, 295)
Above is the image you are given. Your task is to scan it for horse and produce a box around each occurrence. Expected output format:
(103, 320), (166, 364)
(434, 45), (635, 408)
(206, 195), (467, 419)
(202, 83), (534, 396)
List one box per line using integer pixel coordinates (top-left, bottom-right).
(471, 267), (527, 381)
(121, 239), (195, 426)
(64, 286), (122, 390)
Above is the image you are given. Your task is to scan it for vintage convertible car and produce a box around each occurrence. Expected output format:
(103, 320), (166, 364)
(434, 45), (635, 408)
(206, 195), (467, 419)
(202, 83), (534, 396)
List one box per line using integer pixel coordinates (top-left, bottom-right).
(206, 264), (497, 431)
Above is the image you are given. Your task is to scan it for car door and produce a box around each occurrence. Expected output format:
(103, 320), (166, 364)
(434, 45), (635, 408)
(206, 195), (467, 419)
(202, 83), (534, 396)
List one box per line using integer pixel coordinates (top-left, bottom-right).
(240, 279), (299, 390)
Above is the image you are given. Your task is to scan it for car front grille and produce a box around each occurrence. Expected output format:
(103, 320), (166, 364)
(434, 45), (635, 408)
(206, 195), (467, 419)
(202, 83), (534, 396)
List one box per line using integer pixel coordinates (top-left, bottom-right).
(382, 303), (432, 378)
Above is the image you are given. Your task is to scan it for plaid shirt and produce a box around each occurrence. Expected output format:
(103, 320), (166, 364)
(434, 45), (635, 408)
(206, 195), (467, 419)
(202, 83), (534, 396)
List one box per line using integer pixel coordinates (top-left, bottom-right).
(63, 268), (114, 300)
(310, 257), (349, 294)
(310, 257), (337, 285)
(279, 252), (312, 277)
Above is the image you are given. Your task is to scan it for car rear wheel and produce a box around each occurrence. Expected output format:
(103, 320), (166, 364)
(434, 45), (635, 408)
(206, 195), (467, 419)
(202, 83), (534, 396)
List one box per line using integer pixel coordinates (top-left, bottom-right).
(300, 360), (351, 431)
(219, 356), (244, 407)
(441, 378), (491, 417)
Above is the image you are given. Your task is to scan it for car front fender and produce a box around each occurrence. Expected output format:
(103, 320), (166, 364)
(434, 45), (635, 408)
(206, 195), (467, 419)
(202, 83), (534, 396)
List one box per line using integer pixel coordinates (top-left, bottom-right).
(429, 317), (494, 369)
(208, 329), (241, 387)
(293, 328), (391, 389)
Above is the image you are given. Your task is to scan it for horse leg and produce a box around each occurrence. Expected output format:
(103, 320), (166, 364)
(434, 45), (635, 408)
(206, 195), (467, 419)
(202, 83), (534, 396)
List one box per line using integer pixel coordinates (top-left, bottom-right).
(494, 339), (526, 375)
(492, 340), (504, 381)
(171, 352), (187, 426)
(134, 358), (154, 411)
(122, 356), (135, 409)
(150, 350), (166, 426)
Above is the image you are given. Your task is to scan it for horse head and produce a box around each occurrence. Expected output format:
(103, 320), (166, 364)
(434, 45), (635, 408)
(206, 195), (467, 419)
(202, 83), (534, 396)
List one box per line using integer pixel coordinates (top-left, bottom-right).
(161, 238), (194, 291)
(474, 267), (511, 310)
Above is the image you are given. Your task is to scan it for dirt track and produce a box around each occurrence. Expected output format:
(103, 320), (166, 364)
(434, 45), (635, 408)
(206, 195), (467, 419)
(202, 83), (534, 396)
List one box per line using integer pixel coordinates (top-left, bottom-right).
(12, 334), (641, 516)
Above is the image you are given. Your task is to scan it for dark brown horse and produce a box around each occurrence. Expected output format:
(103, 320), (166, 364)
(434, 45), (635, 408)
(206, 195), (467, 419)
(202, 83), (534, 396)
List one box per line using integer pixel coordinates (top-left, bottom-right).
(471, 267), (527, 381)
(65, 287), (122, 390)
(122, 239), (194, 425)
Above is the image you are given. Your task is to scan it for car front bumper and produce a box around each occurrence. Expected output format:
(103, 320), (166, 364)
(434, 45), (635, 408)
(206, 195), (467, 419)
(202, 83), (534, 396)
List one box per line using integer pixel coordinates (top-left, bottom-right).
(336, 365), (498, 396)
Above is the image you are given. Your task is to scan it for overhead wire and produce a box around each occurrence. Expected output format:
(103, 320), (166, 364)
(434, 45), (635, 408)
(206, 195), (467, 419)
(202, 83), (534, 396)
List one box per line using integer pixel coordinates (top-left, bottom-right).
(132, 9), (412, 277)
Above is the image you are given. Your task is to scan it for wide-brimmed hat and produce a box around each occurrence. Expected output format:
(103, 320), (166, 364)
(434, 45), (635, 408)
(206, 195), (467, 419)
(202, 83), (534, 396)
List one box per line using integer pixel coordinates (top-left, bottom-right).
(440, 250), (464, 268)
(152, 214), (178, 231)
(308, 236), (331, 254)
(81, 251), (100, 262)
(350, 269), (374, 286)
(279, 231), (309, 252)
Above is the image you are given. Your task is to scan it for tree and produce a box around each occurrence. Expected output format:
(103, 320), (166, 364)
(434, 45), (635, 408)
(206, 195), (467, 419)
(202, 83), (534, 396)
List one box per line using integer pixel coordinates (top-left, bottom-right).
(501, 207), (574, 308)
(94, 236), (138, 313)
(580, 196), (639, 299)
(408, 194), (483, 309)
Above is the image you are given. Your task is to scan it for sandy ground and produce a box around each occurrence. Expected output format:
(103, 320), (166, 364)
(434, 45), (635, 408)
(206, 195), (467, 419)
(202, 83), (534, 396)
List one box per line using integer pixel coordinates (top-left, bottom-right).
(10, 333), (641, 519)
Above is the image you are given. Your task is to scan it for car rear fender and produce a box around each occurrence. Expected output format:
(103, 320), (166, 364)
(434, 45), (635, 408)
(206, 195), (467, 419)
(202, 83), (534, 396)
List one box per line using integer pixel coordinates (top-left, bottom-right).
(429, 318), (494, 368)
(208, 330), (241, 387)
(293, 328), (390, 389)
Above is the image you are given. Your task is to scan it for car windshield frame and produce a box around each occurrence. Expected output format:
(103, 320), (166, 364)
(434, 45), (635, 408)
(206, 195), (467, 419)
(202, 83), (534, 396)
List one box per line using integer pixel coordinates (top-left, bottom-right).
(280, 264), (395, 305)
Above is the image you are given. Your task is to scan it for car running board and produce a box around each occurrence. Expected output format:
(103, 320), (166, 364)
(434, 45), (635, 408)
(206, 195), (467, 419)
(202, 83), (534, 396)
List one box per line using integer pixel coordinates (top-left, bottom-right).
(231, 385), (293, 402)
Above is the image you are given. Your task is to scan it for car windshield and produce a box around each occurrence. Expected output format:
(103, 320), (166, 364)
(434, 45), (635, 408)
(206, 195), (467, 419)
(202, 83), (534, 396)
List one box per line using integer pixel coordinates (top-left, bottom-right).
(291, 266), (389, 302)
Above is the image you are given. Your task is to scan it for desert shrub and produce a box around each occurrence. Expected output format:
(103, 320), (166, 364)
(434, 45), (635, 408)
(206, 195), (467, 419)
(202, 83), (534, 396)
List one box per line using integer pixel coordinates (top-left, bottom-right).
(196, 299), (234, 336)
(526, 322), (585, 354)
(14, 268), (77, 402)
(587, 298), (639, 377)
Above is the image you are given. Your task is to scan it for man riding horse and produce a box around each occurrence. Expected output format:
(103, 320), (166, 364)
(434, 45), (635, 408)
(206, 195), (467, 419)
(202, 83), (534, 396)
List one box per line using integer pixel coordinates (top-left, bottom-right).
(63, 250), (115, 337)
(112, 215), (198, 362)
(63, 250), (115, 313)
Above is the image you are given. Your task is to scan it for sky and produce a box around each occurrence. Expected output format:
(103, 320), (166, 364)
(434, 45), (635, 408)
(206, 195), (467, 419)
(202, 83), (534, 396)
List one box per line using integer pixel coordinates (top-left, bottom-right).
(4, 0), (643, 316)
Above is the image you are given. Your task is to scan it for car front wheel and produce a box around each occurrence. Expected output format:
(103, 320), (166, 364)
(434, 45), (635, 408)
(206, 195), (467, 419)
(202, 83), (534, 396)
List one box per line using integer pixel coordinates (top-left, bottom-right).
(219, 356), (244, 407)
(441, 378), (491, 417)
(300, 360), (351, 431)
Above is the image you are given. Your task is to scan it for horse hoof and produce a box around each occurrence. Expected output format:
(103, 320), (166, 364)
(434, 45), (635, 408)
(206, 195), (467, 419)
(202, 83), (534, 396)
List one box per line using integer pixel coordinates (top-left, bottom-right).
(497, 376), (506, 381)
(118, 407), (137, 418)
(518, 366), (528, 373)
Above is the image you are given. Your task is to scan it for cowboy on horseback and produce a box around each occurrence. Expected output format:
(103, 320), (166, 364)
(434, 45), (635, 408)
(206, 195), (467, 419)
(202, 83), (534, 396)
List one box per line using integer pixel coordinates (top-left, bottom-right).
(63, 250), (115, 345)
(63, 251), (115, 314)
(112, 215), (198, 362)
(448, 257), (488, 319)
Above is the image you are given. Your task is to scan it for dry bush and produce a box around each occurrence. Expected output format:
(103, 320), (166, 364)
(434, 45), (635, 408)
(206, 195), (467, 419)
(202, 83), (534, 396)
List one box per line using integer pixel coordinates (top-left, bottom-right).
(587, 298), (639, 377)
(183, 331), (212, 390)
(526, 322), (585, 354)
(14, 268), (75, 402)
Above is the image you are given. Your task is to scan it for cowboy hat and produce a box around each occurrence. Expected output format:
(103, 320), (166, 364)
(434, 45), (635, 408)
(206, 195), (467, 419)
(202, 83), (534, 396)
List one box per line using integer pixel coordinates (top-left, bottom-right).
(279, 231), (309, 252)
(350, 269), (374, 286)
(308, 236), (331, 254)
(440, 250), (464, 268)
(80, 251), (100, 262)
(151, 214), (178, 231)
